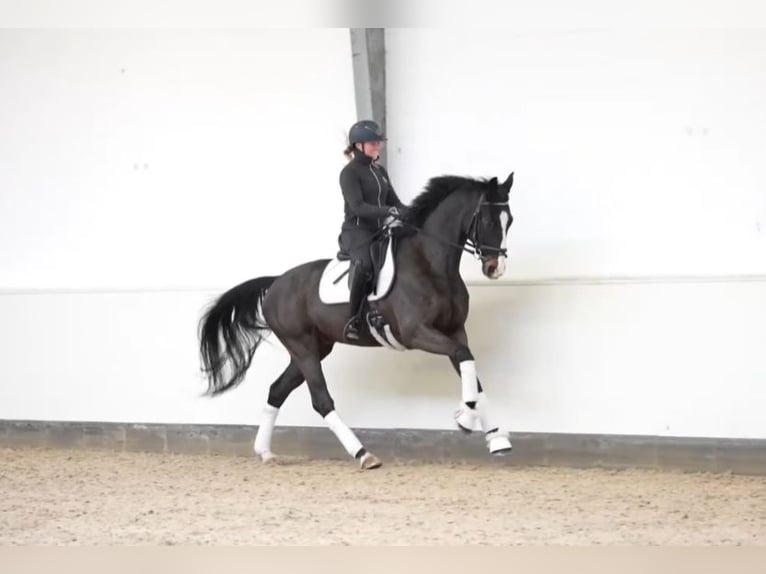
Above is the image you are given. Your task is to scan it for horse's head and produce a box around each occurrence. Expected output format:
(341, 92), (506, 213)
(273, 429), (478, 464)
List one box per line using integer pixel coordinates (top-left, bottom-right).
(408, 171), (515, 279)
(468, 172), (514, 279)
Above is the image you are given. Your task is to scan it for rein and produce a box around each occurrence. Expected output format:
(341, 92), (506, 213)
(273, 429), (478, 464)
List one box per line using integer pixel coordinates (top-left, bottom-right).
(342, 194), (509, 262)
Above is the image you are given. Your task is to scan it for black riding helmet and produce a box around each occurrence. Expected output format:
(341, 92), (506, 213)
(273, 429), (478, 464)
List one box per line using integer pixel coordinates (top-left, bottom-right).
(348, 120), (386, 144)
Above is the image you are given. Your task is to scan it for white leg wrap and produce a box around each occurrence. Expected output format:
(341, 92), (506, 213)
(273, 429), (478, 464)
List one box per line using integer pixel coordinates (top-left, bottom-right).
(476, 392), (499, 434)
(459, 360), (479, 404)
(324, 411), (364, 458)
(477, 393), (512, 454)
(254, 404), (279, 461)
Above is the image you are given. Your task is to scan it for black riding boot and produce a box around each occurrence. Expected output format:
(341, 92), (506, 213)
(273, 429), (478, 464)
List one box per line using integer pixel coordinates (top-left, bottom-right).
(343, 265), (370, 341)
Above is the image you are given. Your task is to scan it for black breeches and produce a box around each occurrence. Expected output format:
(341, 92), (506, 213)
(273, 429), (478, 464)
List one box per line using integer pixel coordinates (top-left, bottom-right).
(339, 228), (376, 274)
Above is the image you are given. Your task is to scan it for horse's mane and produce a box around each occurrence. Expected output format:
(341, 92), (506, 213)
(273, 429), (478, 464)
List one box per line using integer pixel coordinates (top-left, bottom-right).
(407, 176), (491, 227)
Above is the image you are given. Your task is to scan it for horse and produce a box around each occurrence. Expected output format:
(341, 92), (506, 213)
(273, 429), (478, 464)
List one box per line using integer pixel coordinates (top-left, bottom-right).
(198, 171), (515, 470)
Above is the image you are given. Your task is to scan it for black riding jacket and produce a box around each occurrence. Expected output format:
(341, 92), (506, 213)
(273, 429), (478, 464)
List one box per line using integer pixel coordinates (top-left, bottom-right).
(339, 150), (406, 231)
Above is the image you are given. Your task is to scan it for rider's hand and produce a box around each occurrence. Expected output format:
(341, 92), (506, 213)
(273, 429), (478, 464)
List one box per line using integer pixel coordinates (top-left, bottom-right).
(388, 206), (411, 221)
(384, 214), (403, 228)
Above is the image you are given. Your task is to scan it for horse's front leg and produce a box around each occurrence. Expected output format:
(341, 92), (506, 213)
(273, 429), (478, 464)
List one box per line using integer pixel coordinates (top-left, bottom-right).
(400, 323), (477, 409)
(448, 327), (512, 455)
(399, 324), (511, 455)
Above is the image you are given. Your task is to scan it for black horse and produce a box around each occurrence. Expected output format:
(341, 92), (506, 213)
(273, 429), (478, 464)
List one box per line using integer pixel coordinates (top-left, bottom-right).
(199, 171), (515, 469)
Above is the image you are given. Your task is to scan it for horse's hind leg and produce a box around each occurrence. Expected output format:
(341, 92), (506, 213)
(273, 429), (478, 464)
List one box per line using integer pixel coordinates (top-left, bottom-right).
(253, 359), (304, 462)
(254, 343), (334, 462)
(282, 334), (381, 470)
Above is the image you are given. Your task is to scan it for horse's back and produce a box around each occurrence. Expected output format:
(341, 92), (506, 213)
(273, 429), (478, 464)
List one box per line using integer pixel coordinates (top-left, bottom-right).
(261, 258), (340, 336)
(263, 259), (329, 308)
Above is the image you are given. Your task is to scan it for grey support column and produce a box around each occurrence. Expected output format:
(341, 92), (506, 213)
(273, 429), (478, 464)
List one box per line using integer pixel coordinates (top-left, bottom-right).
(350, 28), (387, 167)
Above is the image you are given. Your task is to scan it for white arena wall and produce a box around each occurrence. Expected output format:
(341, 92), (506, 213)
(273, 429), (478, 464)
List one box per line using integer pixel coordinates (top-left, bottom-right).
(1, 29), (764, 443)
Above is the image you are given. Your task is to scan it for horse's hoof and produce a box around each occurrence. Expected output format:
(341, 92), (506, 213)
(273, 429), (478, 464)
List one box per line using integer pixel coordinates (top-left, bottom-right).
(359, 452), (382, 470)
(258, 451), (276, 463)
(454, 406), (479, 433)
(487, 433), (512, 456)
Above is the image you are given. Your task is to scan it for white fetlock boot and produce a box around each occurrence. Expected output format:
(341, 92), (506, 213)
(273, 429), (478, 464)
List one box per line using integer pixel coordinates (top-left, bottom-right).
(454, 404), (479, 433)
(486, 429), (512, 455)
(254, 404), (279, 463)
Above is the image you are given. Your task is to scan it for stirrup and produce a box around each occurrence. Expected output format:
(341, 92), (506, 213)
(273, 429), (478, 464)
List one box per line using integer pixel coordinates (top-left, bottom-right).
(343, 317), (362, 341)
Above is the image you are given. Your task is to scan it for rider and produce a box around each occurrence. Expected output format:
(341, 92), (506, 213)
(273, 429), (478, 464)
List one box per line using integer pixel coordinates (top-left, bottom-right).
(338, 119), (409, 341)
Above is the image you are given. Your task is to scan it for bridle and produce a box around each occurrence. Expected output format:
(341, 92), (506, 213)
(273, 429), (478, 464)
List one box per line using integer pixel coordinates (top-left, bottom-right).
(399, 192), (509, 260)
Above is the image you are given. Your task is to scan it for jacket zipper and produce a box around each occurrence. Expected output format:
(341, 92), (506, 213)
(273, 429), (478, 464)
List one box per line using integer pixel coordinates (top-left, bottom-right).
(370, 164), (383, 225)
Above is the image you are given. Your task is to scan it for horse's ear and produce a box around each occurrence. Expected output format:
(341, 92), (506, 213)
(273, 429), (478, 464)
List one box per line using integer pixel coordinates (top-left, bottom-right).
(489, 177), (498, 187)
(502, 172), (514, 191)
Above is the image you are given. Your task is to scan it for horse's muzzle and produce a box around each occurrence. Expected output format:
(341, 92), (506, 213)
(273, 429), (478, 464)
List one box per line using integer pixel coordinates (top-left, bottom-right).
(482, 256), (506, 279)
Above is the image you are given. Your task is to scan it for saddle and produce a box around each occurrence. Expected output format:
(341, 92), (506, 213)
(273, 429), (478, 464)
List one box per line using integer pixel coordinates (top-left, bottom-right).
(319, 229), (408, 350)
(318, 232), (398, 305)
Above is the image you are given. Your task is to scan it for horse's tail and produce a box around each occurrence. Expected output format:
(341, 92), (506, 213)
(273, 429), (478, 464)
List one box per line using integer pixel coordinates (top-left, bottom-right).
(198, 276), (277, 396)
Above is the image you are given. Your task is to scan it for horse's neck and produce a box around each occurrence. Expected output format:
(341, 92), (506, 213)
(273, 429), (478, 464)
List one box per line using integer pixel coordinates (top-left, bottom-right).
(410, 191), (472, 278)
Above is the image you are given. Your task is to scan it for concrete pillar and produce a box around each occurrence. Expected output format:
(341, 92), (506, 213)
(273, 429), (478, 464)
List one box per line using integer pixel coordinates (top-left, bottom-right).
(350, 28), (387, 167)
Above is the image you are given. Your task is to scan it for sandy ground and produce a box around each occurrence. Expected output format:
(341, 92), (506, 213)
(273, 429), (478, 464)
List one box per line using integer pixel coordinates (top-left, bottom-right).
(1, 447), (764, 545)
